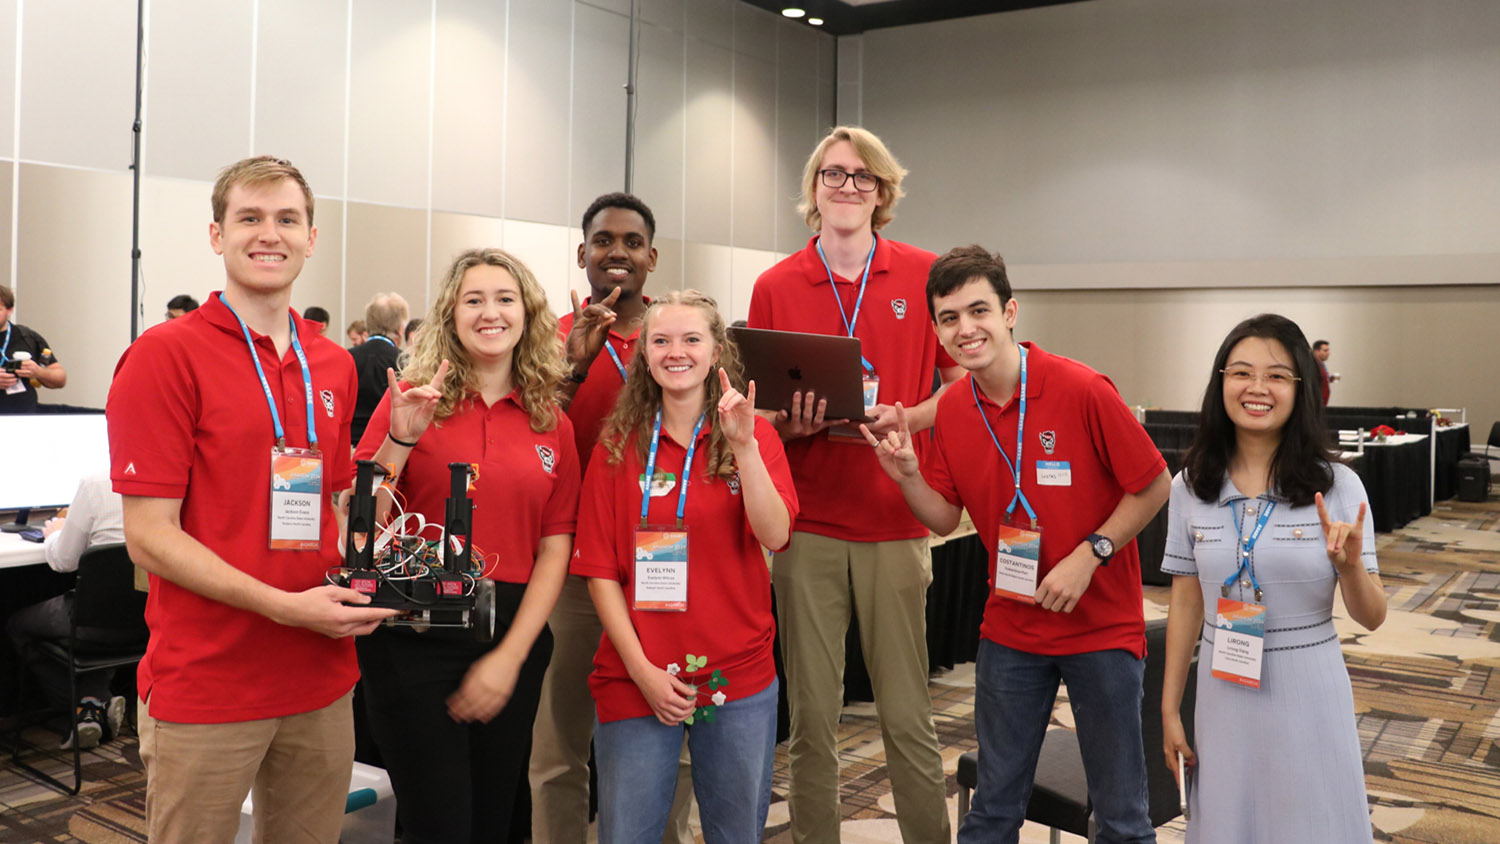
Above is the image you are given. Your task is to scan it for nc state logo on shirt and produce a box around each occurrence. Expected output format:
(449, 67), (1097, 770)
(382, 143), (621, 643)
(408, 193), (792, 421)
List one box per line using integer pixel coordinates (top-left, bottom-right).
(535, 445), (556, 474)
(727, 472), (741, 496)
(890, 298), (908, 320)
(320, 389), (336, 418)
(1039, 430), (1057, 455)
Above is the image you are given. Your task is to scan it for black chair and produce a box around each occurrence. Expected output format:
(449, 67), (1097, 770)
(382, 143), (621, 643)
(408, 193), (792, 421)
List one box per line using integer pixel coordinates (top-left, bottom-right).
(9, 543), (149, 794)
(957, 618), (1198, 842)
(1476, 421), (1500, 462)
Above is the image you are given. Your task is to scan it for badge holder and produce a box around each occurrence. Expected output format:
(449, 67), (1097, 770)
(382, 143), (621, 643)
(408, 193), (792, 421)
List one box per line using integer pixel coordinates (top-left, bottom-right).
(334, 460), (496, 641)
(830, 371), (880, 442)
(993, 512), (1042, 603)
(270, 447), (324, 550)
(1210, 593), (1265, 689)
(633, 523), (689, 612)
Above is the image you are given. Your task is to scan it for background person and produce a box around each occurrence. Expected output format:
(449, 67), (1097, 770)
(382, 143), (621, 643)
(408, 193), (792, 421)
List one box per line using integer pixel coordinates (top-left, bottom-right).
(354, 248), (580, 844)
(165, 294), (199, 320)
(1161, 314), (1384, 844)
(302, 305), (331, 336)
(346, 319), (368, 347)
(0, 285), (67, 413)
(1312, 339), (1340, 406)
(349, 292), (408, 444)
(574, 290), (797, 844)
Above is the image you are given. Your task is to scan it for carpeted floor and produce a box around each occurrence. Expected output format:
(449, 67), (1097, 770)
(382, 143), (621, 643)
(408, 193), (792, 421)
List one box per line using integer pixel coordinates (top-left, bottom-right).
(3, 493), (1498, 843)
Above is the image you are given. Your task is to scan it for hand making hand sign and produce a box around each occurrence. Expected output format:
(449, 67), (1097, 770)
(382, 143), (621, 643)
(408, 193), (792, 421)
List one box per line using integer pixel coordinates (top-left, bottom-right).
(1315, 491), (1367, 574)
(565, 285), (622, 368)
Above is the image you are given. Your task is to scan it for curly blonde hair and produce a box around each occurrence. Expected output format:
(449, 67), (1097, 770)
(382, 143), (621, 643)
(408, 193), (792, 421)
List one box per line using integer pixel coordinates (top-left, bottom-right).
(600, 290), (745, 481)
(402, 248), (566, 432)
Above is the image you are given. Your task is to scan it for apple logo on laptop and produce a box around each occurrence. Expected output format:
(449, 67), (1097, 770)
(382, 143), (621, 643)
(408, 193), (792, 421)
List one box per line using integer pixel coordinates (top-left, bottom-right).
(788, 366), (802, 380)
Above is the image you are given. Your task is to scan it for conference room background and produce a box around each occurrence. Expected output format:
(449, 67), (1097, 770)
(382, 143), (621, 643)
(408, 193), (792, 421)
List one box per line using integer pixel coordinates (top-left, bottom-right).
(2, 0), (1497, 436)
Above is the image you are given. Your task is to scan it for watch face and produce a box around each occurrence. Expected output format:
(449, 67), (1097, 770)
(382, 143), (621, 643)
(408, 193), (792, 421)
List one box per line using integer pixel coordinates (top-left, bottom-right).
(1094, 537), (1114, 558)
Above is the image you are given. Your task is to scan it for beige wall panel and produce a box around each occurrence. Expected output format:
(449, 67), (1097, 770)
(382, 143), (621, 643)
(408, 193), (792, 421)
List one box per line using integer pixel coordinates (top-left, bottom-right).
(686, 0), (733, 49)
(138, 175), (233, 333)
(569, 3), (629, 219)
(16, 165), (132, 408)
(639, 0), (683, 32)
(254, 0), (349, 196)
(776, 17), (817, 81)
(683, 39), (732, 246)
(1011, 254), (1500, 291)
(144, 0), (252, 181)
(728, 246), (779, 323)
(649, 236), (683, 295)
(19, 0), (135, 170)
(345, 203), (426, 338)
(502, 218), (573, 318)
(289, 199), (345, 335)
(431, 0), (505, 218)
(731, 3), (776, 63)
(774, 70), (818, 252)
(348, 0), (430, 208)
(0, 0), (17, 154)
(579, 0), (631, 17)
(683, 241), (731, 317)
(504, 0), (571, 225)
(631, 21), (684, 240)
(0, 164), (11, 290)
(429, 212), (507, 317)
(729, 54), (775, 251)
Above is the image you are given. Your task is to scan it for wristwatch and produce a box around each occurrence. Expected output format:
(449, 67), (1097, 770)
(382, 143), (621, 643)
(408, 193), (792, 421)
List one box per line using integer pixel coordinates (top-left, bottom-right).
(1086, 533), (1115, 566)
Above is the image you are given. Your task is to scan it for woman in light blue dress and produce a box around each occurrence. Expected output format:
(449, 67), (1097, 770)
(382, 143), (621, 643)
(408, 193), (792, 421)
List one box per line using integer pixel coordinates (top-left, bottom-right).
(1160, 314), (1387, 844)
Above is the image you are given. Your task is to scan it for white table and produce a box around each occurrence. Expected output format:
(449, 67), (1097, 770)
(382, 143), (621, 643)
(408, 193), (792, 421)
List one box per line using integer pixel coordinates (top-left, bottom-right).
(0, 530), (48, 569)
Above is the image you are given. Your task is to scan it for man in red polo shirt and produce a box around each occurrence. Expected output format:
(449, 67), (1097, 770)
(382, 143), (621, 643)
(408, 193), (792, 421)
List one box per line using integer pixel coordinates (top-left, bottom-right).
(108, 156), (395, 844)
(532, 193), (692, 844)
(748, 126), (960, 844)
(864, 245), (1170, 844)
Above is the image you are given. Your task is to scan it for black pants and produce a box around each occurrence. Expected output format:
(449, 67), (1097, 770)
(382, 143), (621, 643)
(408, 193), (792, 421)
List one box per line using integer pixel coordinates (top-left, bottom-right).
(356, 582), (552, 844)
(7, 594), (113, 709)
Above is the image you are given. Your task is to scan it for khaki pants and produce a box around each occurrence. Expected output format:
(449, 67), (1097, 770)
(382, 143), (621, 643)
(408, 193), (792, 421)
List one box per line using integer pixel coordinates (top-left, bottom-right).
(773, 532), (951, 844)
(137, 690), (355, 844)
(530, 574), (693, 844)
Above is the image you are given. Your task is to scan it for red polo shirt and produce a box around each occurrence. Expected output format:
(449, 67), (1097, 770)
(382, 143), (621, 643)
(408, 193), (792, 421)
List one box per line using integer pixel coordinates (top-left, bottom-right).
(571, 416), (798, 723)
(356, 388), (580, 584)
(747, 235), (954, 542)
(107, 291), (359, 723)
(558, 300), (644, 468)
(922, 343), (1166, 658)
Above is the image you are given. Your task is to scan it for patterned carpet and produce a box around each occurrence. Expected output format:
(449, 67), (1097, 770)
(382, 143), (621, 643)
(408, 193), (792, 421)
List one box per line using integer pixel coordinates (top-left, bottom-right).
(3, 494), (1498, 843)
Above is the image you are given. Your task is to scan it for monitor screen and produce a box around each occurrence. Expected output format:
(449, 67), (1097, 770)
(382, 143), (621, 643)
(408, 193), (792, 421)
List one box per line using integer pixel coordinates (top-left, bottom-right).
(0, 414), (111, 511)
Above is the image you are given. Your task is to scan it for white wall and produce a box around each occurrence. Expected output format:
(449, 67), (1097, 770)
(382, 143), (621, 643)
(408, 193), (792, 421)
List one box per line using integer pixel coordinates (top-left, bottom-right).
(852, 0), (1500, 435)
(2, 0), (834, 407)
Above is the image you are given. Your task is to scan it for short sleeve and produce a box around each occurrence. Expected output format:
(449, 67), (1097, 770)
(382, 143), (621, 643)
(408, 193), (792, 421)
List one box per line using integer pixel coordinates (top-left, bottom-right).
(31, 328), (58, 365)
(919, 415), (963, 510)
(1160, 472), (1200, 577)
(107, 333), (196, 498)
(572, 443), (624, 581)
(1084, 372), (1167, 495)
(753, 417), (800, 551)
(540, 414), (582, 538)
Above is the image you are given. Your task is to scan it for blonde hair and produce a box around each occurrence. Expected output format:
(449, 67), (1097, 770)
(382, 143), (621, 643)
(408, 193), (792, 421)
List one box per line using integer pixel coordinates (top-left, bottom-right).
(211, 156), (315, 225)
(402, 248), (566, 432)
(363, 292), (409, 339)
(798, 126), (908, 232)
(600, 290), (745, 481)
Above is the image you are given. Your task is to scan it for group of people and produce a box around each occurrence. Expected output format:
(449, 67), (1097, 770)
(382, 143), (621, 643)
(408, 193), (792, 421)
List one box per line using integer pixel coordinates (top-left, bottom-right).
(82, 124), (1382, 844)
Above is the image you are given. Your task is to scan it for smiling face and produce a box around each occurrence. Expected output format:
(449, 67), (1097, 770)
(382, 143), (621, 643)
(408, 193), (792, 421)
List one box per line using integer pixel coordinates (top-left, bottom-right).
(1222, 336), (1299, 437)
(209, 178), (317, 297)
(931, 278), (1018, 377)
(453, 263), (526, 368)
(579, 206), (657, 300)
(644, 304), (719, 401)
(814, 140), (881, 237)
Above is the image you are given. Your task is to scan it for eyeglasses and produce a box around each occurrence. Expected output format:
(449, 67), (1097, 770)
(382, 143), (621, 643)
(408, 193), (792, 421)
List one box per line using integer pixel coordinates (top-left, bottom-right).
(1220, 368), (1301, 388)
(819, 169), (881, 192)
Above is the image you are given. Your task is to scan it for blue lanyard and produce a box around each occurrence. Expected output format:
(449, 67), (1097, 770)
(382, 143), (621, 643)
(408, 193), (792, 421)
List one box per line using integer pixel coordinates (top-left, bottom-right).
(604, 341), (629, 381)
(970, 346), (1036, 524)
(367, 334), (394, 347)
(1223, 499), (1274, 601)
(641, 409), (706, 528)
(0, 323), (10, 361)
(222, 300), (318, 451)
(814, 234), (877, 373)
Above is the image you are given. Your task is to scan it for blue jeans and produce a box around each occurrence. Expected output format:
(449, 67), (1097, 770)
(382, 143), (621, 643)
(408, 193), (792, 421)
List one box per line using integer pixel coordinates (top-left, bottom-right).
(595, 679), (778, 844)
(959, 639), (1155, 844)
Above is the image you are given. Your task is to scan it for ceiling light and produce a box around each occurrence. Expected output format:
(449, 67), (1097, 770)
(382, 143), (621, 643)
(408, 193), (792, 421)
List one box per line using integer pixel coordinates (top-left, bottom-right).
(808, 17), (824, 25)
(782, 7), (806, 18)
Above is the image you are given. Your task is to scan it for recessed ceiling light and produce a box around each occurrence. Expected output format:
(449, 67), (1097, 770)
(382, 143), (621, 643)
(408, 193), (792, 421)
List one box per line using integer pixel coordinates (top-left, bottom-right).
(782, 7), (806, 18)
(808, 17), (824, 25)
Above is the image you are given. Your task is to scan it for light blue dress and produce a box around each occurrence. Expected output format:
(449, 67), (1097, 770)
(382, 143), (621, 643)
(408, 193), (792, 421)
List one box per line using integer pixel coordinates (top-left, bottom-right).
(1162, 462), (1376, 844)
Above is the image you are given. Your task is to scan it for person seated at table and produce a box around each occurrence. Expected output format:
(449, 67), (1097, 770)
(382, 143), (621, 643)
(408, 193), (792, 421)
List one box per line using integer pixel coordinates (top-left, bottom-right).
(6, 470), (128, 749)
(573, 290), (797, 844)
(1161, 313), (1385, 843)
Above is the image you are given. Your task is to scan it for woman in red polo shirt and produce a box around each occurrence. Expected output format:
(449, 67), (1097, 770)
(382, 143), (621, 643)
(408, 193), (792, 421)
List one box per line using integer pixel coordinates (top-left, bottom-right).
(572, 290), (797, 844)
(353, 247), (580, 844)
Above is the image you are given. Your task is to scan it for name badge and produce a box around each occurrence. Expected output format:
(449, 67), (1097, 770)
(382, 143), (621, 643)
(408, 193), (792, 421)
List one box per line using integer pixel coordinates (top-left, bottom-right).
(270, 448), (323, 550)
(633, 526), (688, 611)
(1036, 460), (1071, 486)
(993, 520), (1041, 603)
(861, 374), (880, 414)
(4, 380), (24, 395)
(1210, 597), (1265, 689)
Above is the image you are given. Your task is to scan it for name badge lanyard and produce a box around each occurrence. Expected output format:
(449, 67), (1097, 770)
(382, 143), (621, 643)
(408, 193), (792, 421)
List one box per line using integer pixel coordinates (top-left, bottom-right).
(815, 234), (877, 374)
(223, 301), (319, 452)
(604, 342), (629, 381)
(367, 334), (394, 347)
(641, 409), (706, 529)
(0, 323), (10, 361)
(1223, 500), (1275, 602)
(971, 346), (1038, 528)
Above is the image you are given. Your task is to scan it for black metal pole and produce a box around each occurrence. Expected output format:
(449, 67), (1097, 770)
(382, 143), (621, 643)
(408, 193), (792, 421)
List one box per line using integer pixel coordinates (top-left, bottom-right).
(623, 0), (637, 193)
(128, 0), (144, 341)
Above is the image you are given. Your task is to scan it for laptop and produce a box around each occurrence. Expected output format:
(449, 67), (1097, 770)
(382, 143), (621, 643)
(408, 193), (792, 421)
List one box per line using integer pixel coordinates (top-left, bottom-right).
(728, 327), (873, 423)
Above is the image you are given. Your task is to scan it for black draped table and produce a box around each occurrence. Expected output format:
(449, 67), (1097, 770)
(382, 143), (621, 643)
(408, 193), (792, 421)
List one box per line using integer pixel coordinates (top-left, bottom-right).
(1433, 423), (1471, 501)
(1343, 434), (1430, 532)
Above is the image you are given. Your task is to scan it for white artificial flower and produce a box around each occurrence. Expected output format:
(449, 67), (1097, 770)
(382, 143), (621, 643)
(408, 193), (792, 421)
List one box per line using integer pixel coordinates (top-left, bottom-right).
(666, 663), (681, 676)
(711, 690), (727, 707)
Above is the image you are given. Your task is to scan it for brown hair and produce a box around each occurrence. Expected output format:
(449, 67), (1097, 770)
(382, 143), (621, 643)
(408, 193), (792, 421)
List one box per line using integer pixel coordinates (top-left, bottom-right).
(211, 156), (315, 225)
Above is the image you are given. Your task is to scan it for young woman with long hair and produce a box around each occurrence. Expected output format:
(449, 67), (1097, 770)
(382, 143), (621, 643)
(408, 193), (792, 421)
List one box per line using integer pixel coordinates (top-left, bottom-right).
(352, 247), (580, 843)
(572, 290), (797, 844)
(1161, 313), (1385, 843)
